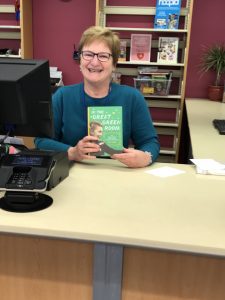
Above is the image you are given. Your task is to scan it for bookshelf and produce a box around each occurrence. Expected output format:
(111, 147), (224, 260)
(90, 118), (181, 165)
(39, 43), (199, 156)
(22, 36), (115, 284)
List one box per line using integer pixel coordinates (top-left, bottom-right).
(95, 0), (194, 163)
(0, 0), (33, 59)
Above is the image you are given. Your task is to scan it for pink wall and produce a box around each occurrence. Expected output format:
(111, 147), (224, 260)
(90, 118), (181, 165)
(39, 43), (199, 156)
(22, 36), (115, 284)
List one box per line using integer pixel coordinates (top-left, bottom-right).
(185, 1), (225, 98)
(32, 0), (225, 97)
(32, 0), (96, 85)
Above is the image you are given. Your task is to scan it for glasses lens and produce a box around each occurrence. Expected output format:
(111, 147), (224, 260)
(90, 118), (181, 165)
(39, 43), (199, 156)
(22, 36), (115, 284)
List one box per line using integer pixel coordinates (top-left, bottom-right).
(82, 51), (94, 61)
(98, 53), (111, 62)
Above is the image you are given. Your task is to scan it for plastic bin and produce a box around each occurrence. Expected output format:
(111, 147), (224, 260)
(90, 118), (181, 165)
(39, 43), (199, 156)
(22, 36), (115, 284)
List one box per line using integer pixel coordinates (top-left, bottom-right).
(134, 78), (172, 96)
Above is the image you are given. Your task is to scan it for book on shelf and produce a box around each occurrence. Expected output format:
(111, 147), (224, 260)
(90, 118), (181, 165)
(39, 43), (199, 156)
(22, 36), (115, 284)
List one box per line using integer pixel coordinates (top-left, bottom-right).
(151, 77), (172, 95)
(118, 39), (127, 62)
(157, 37), (179, 64)
(0, 48), (20, 57)
(130, 34), (152, 62)
(87, 106), (123, 157)
(154, 0), (182, 30)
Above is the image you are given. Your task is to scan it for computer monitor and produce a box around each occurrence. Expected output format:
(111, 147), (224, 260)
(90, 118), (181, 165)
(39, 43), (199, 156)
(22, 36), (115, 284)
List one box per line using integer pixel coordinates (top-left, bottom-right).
(0, 58), (53, 138)
(0, 58), (55, 213)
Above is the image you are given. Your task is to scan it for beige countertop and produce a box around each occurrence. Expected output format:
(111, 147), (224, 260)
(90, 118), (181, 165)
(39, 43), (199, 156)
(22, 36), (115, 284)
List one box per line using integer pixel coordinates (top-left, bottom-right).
(1, 158), (225, 256)
(186, 98), (225, 162)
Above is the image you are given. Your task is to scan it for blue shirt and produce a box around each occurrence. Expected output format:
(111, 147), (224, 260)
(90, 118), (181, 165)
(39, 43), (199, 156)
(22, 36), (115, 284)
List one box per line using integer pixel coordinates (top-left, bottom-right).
(35, 82), (160, 162)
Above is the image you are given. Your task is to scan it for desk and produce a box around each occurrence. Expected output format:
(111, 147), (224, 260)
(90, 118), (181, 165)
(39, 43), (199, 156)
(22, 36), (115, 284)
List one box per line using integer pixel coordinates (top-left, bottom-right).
(186, 98), (225, 161)
(1, 159), (225, 300)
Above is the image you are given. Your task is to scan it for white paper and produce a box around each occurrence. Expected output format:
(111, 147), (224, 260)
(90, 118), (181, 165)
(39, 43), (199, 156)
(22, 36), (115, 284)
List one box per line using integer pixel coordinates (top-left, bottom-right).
(50, 66), (62, 79)
(145, 166), (185, 178)
(50, 71), (62, 79)
(50, 66), (58, 72)
(190, 159), (225, 175)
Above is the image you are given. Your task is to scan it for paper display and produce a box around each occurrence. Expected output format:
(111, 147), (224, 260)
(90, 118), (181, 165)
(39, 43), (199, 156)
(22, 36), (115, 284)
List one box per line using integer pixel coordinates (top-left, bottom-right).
(130, 34), (152, 62)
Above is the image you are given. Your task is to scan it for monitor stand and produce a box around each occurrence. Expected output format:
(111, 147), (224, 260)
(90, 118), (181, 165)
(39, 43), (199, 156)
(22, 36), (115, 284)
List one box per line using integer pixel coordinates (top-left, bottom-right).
(0, 191), (53, 213)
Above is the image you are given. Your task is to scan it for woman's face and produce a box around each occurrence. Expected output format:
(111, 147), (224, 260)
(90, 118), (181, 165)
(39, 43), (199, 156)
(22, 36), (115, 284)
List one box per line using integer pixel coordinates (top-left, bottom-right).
(80, 40), (114, 86)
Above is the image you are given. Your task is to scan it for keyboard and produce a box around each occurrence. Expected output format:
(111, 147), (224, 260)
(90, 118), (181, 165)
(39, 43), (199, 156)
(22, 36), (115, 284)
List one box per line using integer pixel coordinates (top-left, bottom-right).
(212, 119), (225, 135)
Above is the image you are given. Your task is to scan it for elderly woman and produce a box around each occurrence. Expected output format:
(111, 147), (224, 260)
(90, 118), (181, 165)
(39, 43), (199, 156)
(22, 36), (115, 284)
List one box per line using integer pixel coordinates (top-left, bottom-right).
(35, 26), (160, 168)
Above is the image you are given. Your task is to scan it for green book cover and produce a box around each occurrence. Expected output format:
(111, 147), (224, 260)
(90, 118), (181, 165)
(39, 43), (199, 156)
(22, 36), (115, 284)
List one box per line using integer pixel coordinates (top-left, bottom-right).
(87, 106), (123, 157)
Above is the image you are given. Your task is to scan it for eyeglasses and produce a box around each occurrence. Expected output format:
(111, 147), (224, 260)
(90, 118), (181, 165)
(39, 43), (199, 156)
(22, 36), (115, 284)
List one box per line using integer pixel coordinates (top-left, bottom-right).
(81, 51), (112, 62)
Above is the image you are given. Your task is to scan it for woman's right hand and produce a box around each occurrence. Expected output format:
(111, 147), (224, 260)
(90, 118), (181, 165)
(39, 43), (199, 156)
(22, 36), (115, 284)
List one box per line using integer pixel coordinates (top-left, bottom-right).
(67, 135), (100, 161)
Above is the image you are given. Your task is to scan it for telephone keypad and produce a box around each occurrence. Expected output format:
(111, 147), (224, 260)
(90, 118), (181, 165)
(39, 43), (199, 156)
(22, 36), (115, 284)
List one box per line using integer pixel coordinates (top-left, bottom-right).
(7, 172), (33, 189)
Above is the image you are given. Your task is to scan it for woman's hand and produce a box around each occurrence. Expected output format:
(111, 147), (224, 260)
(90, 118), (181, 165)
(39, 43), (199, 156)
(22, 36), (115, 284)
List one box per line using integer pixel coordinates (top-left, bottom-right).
(67, 136), (100, 161)
(112, 148), (152, 168)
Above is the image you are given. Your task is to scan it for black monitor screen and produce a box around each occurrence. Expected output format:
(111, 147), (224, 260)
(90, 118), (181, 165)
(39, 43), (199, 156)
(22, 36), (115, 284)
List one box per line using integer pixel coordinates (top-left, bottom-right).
(0, 58), (53, 138)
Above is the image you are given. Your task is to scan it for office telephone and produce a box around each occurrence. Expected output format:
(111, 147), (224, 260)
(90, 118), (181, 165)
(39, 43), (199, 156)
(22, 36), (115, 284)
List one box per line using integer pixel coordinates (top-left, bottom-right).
(0, 150), (69, 212)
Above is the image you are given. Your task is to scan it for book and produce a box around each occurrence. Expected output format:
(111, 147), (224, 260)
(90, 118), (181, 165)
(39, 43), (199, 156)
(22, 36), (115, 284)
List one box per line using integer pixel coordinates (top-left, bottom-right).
(130, 34), (152, 62)
(157, 37), (179, 64)
(87, 106), (123, 157)
(118, 39), (127, 62)
(152, 78), (171, 95)
(154, 0), (182, 30)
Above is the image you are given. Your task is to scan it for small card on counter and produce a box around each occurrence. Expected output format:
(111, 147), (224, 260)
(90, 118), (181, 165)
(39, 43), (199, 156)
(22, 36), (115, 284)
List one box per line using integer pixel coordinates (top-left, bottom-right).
(145, 166), (185, 178)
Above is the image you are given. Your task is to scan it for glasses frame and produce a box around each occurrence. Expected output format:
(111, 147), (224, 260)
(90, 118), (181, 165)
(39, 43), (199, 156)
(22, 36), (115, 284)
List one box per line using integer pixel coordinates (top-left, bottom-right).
(81, 51), (112, 62)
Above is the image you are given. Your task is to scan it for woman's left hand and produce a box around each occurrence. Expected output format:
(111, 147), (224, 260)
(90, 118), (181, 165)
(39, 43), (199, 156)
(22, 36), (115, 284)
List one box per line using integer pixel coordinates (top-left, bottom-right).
(112, 148), (152, 168)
